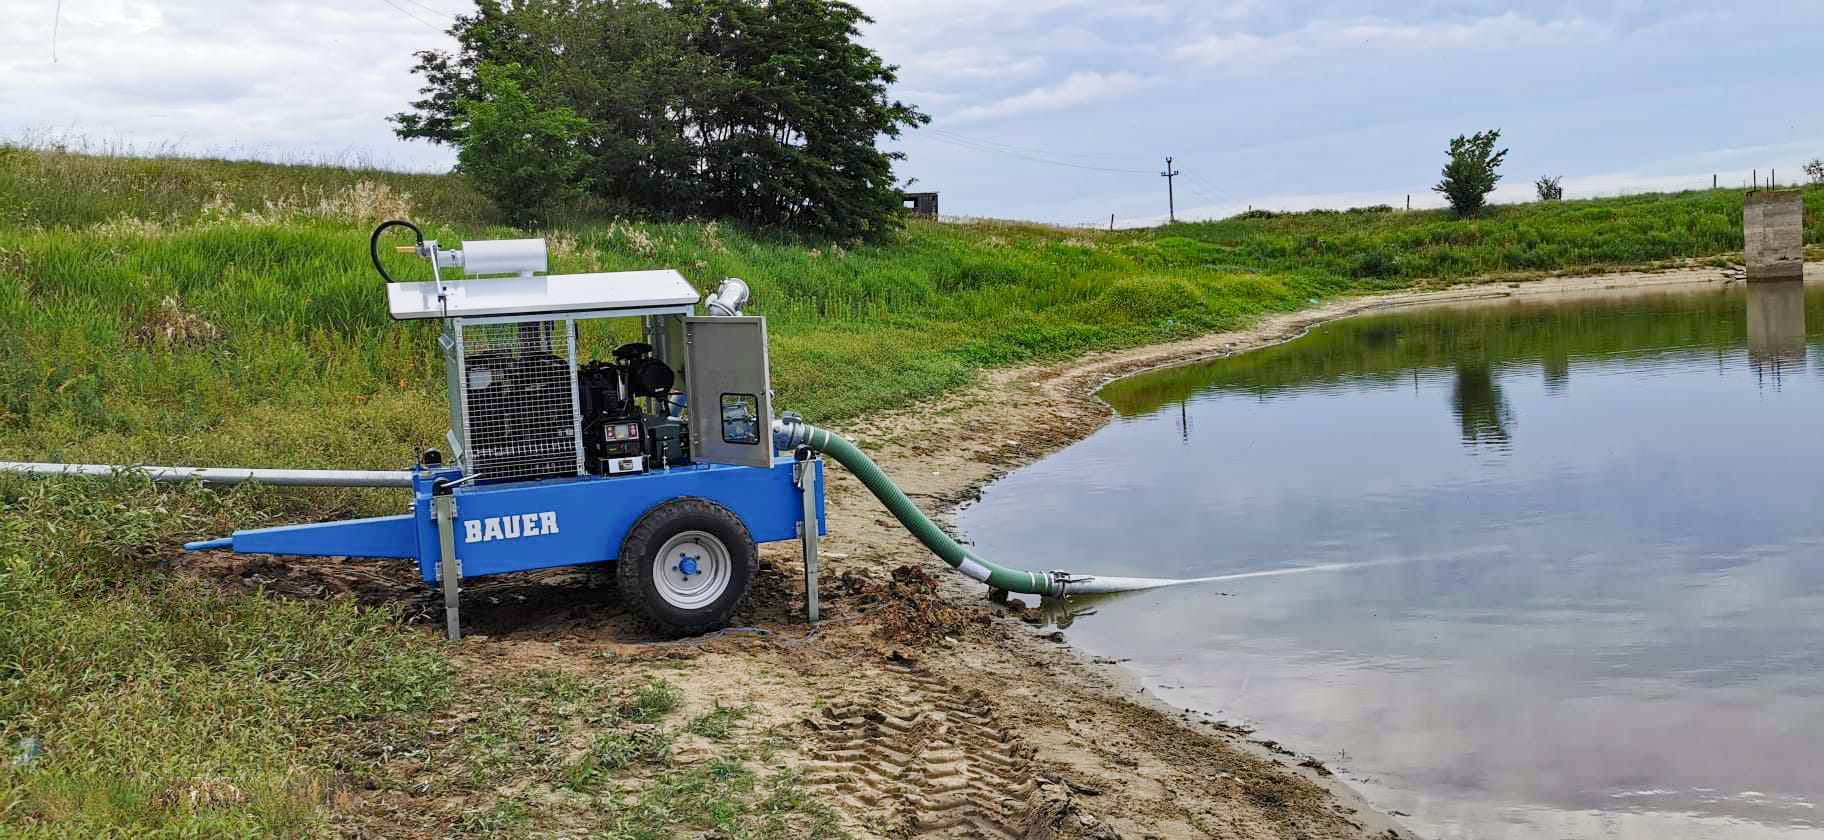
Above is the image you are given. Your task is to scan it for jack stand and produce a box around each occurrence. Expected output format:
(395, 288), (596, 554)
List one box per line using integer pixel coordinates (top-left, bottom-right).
(794, 448), (821, 623)
(432, 487), (462, 641)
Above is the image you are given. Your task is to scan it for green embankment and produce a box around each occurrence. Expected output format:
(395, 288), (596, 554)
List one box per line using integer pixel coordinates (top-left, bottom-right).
(0, 144), (1818, 835)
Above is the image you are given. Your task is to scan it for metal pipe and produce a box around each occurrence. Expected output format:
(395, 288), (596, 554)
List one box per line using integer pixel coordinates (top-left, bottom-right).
(0, 462), (415, 487)
(704, 278), (751, 316)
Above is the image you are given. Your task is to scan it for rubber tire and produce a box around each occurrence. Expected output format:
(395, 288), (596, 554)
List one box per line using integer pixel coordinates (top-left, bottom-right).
(617, 497), (758, 637)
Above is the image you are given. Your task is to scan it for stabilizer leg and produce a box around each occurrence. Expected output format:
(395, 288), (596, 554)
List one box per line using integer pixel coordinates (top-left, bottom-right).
(432, 492), (462, 641)
(795, 450), (821, 623)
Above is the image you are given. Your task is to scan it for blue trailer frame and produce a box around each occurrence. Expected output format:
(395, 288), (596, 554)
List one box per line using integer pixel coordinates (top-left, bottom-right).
(188, 456), (826, 637)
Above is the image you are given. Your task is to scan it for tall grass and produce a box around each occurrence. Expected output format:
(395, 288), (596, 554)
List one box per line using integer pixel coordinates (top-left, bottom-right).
(0, 146), (1816, 833)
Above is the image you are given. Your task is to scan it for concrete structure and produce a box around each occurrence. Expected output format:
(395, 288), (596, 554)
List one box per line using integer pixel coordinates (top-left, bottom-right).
(1744, 189), (1805, 281)
(901, 191), (939, 219)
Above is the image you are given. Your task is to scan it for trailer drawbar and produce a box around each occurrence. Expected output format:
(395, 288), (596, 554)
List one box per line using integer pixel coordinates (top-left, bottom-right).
(0, 223), (1222, 639)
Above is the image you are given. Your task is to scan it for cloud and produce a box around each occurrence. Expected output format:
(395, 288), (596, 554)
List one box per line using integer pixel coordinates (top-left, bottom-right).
(1175, 13), (1604, 67)
(947, 71), (1147, 125)
(893, 47), (1046, 81)
(0, 0), (460, 170)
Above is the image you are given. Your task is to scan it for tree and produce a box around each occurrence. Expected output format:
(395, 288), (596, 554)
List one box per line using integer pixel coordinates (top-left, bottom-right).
(1535, 174), (1563, 201)
(457, 63), (591, 226)
(1433, 130), (1508, 217)
(393, 0), (927, 239)
(1806, 158), (1824, 185)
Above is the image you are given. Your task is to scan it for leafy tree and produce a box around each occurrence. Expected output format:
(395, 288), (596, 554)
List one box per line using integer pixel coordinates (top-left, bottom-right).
(1434, 130), (1508, 217)
(393, 0), (927, 239)
(1535, 174), (1563, 201)
(457, 63), (591, 225)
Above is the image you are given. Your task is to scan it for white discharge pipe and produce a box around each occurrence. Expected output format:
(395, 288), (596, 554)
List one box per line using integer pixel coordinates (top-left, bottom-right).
(0, 462), (415, 487)
(1050, 559), (1404, 594)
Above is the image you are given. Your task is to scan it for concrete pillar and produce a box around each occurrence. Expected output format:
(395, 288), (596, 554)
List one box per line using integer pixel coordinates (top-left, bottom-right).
(1744, 189), (1805, 282)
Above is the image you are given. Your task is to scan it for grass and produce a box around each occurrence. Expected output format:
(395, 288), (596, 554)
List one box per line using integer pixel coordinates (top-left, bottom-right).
(1, 142), (1820, 834)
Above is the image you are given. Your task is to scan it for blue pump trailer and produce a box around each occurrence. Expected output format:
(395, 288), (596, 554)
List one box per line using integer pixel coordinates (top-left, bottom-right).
(170, 224), (829, 639)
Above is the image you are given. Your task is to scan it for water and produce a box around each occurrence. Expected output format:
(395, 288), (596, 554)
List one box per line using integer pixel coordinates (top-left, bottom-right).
(958, 281), (1824, 839)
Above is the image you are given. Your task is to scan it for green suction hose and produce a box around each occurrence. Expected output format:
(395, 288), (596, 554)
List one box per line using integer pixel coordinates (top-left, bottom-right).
(775, 417), (1063, 595)
(775, 417), (1236, 597)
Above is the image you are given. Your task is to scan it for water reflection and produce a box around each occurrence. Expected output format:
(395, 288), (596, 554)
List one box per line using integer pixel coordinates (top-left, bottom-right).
(962, 282), (1824, 840)
(1747, 280), (1806, 384)
(1449, 361), (1512, 448)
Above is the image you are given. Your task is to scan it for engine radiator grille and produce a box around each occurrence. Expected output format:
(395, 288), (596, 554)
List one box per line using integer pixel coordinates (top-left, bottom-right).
(457, 320), (579, 482)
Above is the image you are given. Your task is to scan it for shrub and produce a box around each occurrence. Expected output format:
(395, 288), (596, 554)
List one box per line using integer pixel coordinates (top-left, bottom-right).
(1349, 249), (1398, 278)
(1535, 175), (1564, 201)
(1806, 158), (1824, 185)
(1434, 129), (1508, 217)
(457, 63), (590, 226)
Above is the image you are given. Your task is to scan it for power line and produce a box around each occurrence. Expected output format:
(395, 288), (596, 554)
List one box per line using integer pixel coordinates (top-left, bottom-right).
(400, 0), (462, 20)
(376, 0), (449, 32)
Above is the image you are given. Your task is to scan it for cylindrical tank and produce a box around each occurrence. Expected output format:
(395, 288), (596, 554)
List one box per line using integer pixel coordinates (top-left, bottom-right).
(460, 238), (548, 277)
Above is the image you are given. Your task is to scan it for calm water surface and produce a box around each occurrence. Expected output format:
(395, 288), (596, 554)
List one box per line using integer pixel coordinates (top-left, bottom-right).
(958, 281), (1824, 839)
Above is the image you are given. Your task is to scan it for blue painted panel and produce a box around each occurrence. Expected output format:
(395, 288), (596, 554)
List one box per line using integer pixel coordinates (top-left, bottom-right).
(420, 457), (825, 582)
(232, 514), (419, 558)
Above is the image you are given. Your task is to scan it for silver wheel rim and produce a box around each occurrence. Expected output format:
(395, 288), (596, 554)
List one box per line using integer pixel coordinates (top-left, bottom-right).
(652, 530), (733, 611)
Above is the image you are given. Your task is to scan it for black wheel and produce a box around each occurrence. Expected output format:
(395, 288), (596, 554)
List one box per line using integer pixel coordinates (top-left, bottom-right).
(617, 497), (757, 636)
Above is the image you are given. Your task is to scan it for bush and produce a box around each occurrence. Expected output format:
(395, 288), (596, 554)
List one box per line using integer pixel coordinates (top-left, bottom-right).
(1434, 130), (1508, 217)
(1806, 158), (1824, 185)
(1536, 175), (1564, 201)
(457, 63), (590, 226)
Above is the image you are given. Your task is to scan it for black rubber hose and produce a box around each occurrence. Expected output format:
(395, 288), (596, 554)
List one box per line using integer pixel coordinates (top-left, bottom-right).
(370, 219), (424, 284)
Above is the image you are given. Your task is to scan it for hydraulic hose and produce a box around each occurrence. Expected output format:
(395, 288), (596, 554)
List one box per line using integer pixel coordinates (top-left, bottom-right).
(370, 219), (424, 284)
(774, 418), (1228, 597)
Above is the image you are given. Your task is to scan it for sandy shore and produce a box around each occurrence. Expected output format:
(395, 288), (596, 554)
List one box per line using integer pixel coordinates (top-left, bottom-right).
(208, 260), (1782, 838)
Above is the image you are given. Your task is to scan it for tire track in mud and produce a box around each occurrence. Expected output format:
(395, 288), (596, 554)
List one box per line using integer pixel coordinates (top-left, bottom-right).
(803, 658), (1043, 838)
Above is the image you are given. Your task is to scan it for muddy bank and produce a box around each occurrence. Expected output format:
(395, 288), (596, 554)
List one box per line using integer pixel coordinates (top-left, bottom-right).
(192, 262), (1775, 838)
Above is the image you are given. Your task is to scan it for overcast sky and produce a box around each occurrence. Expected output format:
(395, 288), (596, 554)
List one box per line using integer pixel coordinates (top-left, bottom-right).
(4, 1), (1822, 225)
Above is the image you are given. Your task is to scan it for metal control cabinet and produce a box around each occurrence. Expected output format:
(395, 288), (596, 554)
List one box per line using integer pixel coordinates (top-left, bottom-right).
(685, 316), (774, 469)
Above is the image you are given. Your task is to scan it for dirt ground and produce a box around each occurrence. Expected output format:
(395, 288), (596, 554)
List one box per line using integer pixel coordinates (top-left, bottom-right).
(183, 262), (1770, 839)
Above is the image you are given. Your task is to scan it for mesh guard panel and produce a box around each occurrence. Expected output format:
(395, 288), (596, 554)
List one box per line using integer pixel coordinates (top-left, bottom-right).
(459, 321), (578, 482)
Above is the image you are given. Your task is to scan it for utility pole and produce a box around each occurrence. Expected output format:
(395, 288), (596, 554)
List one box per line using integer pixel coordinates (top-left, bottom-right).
(1160, 156), (1180, 223)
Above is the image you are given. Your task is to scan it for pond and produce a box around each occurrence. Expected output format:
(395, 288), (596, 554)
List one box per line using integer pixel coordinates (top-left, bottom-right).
(957, 280), (1824, 839)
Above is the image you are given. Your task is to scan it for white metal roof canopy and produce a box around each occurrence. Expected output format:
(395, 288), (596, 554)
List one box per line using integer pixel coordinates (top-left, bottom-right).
(387, 269), (701, 320)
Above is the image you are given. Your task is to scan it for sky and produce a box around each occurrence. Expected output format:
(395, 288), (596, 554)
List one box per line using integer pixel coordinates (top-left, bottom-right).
(3, 1), (1822, 226)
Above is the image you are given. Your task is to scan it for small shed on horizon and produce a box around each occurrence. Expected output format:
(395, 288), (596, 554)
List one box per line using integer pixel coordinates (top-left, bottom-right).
(900, 192), (939, 219)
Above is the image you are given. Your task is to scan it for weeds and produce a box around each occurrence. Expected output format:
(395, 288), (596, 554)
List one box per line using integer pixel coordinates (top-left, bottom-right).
(622, 677), (685, 723)
(687, 704), (753, 740)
